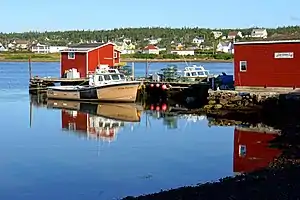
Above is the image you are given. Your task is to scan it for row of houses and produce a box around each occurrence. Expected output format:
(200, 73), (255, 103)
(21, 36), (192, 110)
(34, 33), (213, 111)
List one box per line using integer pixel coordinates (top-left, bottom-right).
(212, 28), (268, 40)
(0, 40), (68, 53)
(139, 42), (234, 55)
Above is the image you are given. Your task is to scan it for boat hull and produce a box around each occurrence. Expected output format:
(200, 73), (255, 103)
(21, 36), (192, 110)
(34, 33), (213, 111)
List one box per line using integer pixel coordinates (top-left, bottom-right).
(47, 82), (140, 103)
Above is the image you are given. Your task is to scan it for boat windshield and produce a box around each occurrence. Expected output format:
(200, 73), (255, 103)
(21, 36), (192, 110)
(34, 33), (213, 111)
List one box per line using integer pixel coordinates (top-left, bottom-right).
(103, 75), (111, 81)
(111, 74), (120, 80)
(119, 74), (125, 80)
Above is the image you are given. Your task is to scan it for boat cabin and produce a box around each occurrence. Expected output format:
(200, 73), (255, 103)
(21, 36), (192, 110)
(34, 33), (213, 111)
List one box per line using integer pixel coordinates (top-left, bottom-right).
(184, 65), (210, 77)
(88, 67), (126, 86)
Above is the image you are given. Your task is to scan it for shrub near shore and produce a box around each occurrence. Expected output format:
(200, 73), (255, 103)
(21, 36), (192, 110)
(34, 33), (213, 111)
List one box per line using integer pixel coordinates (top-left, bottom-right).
(0, 51), (233, 62)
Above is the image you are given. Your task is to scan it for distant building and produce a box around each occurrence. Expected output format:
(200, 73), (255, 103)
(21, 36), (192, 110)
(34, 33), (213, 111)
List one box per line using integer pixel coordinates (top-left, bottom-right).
(31, 43), (50, 53)
(148, 38), (161, 45)
(170, 50), (195, 56)
(121, 49), (136, 54)
(192, 37), (205, 45)
(8, 39), (29, 50)
(227, 31), (243, 39)
(211, 31), (223, 39)
(0, 43), (7, 51)
(49, 46), (68, 53)
(60, 42), (121, 78)
(216, 41), (234, 53)
(31, 43), (68, 53)
(251, 29), (268, 38)
(142, 45), (160, 54)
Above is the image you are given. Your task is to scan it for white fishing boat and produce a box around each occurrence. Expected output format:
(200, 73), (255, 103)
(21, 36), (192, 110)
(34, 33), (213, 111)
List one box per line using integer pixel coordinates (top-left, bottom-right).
(47, 66), (140, 103)
(183, 65), (214, 81)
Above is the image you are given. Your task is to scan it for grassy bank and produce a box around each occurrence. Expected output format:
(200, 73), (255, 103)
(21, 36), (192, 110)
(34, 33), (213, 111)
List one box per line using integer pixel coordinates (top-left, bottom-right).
(0, 52), (60, 62)
(0, 52), (233, 63)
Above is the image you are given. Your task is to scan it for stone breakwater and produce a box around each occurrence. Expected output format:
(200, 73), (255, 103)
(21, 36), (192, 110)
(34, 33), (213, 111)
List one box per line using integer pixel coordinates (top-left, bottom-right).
(203, 90), (280, 110)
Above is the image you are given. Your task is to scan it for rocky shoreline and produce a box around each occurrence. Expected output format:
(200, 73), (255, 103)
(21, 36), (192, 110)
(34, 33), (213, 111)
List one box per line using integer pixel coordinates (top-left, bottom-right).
(123, 154), (300, 200)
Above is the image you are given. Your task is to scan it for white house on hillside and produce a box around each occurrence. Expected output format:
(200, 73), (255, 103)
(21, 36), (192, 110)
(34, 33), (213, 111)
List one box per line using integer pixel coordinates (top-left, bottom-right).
(0, 43), (7, 51)
(227, 31), (243, 39)
(251, 29), (268, 38)
(143, 45), (160, 54)
(192, 37), (204, 45)
(216, 41), (234, 54)
(31, 43), (68, 53)
(50, 46), (68, 53)
(8, 40), (29, 50)
(211, 31), (223, 39)
(31, 43), (50, 53)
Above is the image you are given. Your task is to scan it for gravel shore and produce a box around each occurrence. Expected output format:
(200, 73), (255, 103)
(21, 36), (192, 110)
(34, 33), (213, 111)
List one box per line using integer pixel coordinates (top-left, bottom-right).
(123, 157), (300, 200)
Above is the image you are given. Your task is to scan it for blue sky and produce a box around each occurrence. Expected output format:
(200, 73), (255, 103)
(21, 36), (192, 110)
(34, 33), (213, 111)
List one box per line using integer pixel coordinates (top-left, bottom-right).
(2, 0), (300, 32)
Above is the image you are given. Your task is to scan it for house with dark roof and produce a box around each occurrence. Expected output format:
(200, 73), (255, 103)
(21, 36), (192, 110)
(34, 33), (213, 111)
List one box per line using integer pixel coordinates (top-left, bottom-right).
(251, 29), (268, 38)
(227, 31), (243, 39)
(60, 42), (121, 78)
(216, 41), (234, 53)
(192, 36), (205, 45)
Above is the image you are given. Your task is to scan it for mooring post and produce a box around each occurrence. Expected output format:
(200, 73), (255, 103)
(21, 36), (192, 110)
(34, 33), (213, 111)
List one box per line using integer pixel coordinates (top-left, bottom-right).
(28, 56), (32, 79)
(131, 62), (135, 80)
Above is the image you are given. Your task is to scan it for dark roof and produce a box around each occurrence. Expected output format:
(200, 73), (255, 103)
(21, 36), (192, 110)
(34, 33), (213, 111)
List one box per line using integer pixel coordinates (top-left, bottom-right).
(68, 43), (105, 49)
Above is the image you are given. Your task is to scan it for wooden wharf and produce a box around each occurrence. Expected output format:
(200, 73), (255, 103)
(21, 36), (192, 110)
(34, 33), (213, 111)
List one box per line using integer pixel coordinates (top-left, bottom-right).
(29, 76), (89, 94)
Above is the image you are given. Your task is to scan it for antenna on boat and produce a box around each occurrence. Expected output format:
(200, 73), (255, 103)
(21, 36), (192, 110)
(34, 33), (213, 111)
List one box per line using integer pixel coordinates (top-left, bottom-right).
(182, 54), (189, 67)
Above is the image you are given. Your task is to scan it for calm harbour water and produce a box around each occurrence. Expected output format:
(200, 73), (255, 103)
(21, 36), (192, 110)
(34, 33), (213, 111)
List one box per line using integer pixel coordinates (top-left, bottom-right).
(0, 61), (278, 200)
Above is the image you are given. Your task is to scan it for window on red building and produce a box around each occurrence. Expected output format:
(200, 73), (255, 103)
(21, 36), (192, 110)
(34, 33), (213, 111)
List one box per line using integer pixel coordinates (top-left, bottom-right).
(68, 52), (75, 59)
(240, 61), (247, 72)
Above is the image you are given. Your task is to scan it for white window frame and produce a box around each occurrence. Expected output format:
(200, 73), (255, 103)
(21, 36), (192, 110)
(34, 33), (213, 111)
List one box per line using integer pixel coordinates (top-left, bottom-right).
(239, 60), (247, 72)
(239, 145), (246, 157)
(68, 52), (75, 59)
(114, 51), (118, 58)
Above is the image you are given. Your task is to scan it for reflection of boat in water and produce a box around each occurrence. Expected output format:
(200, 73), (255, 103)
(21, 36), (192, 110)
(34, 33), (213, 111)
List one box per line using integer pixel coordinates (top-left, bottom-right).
(233, 126), (282, 174)
(46, 100), (142, 142)
(47, 99), (142, 122)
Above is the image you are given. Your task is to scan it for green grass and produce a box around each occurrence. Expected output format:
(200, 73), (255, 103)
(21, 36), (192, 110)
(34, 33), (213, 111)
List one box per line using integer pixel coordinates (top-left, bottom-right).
(0, 52), (233, 62)
(0, 52), (60, 61)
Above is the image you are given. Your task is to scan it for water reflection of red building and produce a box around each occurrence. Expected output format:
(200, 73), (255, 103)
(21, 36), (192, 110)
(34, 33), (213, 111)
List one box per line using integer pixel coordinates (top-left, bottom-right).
(233, 127), (282, 173)
(62, 110), (124, 142)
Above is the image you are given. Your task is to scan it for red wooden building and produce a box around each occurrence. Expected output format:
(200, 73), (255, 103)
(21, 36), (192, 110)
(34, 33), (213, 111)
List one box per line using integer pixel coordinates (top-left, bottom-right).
(60, 42), (121, 78)
(234, 40), (300, 90)
(233, 127), (281, 173)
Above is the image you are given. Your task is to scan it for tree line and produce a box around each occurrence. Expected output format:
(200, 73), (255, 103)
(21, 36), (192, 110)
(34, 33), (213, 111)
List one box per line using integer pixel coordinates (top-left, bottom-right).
(0, 26), (300, 47)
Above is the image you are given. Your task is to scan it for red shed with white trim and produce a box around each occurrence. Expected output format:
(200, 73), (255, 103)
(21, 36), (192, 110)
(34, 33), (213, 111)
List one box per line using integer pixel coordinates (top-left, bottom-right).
(60, 42), (121, 78)
(234, 40), (300, 90)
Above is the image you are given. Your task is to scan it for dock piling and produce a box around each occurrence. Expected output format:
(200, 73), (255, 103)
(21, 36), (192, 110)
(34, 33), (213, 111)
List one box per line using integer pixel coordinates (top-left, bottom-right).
(28, 56), (32, 79)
